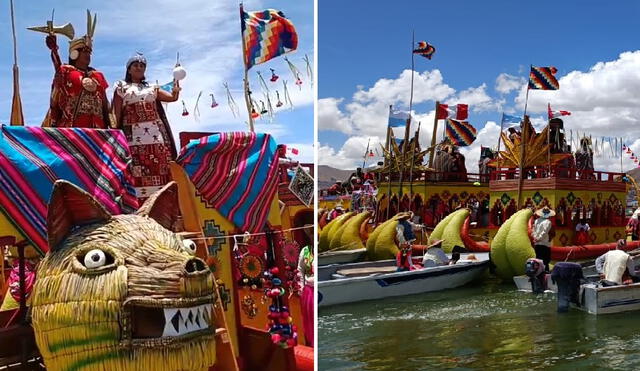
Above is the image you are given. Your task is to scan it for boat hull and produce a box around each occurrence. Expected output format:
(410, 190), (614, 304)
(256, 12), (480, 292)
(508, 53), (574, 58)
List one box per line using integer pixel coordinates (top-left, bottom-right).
(318, 255), (489, 307)
(578, 282), (640, 315)
(318, 248), (367, 266)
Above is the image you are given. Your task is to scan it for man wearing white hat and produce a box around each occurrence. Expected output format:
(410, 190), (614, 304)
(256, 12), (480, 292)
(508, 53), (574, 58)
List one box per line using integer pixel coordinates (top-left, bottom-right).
(533, 206), (555, 272)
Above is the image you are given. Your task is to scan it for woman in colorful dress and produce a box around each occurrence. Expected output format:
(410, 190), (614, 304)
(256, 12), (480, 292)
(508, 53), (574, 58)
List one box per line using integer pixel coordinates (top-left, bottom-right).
(298, 225), (314, 347)
(112, 53), (179, 202)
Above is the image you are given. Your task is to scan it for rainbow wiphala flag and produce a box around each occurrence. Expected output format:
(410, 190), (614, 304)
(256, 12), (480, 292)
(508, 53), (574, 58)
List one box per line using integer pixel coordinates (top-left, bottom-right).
(241, 6), (298, 69)
(528, 66), (559, 90)
(445, 118), (477, 146)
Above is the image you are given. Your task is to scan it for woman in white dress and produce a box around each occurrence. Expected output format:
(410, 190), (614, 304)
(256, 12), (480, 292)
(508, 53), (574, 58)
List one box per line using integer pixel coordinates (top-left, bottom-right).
(112, 53), (180, 202)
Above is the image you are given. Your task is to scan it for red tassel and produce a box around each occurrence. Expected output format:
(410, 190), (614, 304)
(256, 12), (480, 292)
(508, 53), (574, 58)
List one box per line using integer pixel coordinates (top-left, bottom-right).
(181, 100), (189, 116)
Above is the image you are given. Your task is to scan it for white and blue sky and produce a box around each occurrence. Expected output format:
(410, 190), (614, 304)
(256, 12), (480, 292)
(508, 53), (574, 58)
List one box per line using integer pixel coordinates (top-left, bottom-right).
(319, 0), (640, 171)
(0, 0), (314, 162)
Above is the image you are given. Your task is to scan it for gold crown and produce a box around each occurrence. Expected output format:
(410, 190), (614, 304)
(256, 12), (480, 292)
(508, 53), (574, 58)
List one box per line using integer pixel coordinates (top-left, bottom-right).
(69, 10), (96, 56)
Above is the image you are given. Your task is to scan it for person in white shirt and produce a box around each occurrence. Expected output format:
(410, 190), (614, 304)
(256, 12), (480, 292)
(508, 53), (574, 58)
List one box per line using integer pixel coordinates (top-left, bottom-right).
(422, 239), (450, 267)
(595, 239), (638, 285)
(532, 206), (555, 272)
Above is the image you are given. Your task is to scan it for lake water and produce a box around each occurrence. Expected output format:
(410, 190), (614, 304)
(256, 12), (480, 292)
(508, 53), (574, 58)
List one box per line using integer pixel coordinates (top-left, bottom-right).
(318, 279), (640, 370)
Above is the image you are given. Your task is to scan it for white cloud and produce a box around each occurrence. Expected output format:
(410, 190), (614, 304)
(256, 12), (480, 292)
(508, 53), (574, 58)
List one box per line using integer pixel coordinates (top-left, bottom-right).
(515, 51), (640, 140)
(318, 136), (386, 170)
(452, 83), (503, 112)
(353, 69), (454, 105)
(318, 98), (351, 133)
(319, 68), (500, 169)
(321, 50), (640, 173)
(458, 121), (501, 174)
(495, 73), (524, 95)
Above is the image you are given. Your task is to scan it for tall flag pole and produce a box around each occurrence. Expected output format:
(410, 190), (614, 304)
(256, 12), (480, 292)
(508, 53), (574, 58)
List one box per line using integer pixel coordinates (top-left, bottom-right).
(240, 4), (254, 131)
(9, 0), (24, 126)
(408, 121), (421, 202)
(398, 30), (415, 207)
(428, 100), (440, 168)
(362, 138), (371, 169)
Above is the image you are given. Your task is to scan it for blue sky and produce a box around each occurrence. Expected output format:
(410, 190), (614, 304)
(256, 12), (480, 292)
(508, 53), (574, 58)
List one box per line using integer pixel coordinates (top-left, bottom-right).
(318, 0), (640, 171)
(0, 0), (314, 162)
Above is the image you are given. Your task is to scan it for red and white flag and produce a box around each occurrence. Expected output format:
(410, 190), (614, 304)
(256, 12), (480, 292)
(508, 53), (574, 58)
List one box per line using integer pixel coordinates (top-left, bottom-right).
(436, 103), (468, 120)
(287, 147), (299, 155)
(547, 103), (571, 120)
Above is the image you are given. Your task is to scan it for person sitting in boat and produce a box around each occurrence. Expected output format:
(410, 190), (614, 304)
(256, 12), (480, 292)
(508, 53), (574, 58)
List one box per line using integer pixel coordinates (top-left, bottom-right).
(595, 239), (638, 285)
(395, 212), (423, 271)
(574, 218), (591, 245)
(449, 250), (461, 265)
(626, 208), (640, 241)
(43, 10), (111, 128)
(327, 204), (345, 222)
(422, 239), (450, 267)
(532, 206), (555, 272)
(396, 244), (416, 272)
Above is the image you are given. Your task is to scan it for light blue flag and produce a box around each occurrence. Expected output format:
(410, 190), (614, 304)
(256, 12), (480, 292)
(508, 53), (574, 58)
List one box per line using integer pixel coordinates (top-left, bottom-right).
(159, 81), (174, 92)
(501, 113), (521, 126)
(388, 108), (411, 128)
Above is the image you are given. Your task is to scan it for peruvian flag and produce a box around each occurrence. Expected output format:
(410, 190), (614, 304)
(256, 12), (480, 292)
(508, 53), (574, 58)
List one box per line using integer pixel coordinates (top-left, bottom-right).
(547, 103), (571, 120)
(436, 103), (468, 120)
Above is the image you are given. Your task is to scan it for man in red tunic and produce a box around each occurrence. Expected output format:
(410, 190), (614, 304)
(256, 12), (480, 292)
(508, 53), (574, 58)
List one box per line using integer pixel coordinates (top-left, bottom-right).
(43, 10), (111, 128)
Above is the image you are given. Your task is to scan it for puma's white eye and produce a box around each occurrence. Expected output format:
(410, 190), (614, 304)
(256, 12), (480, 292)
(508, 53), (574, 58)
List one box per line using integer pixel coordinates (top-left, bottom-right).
(84, 249), (107, 268)
(182, 239), (197, 256)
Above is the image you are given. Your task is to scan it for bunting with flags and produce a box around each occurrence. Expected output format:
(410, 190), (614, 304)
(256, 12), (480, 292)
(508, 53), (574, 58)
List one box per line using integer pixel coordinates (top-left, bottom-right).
(445, 118), (477, 146)
(529, 66), (559, 90)
(241, 6), (298, 69)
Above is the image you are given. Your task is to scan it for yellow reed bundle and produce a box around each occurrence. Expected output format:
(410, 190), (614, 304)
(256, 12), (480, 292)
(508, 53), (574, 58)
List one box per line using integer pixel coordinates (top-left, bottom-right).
(31, 183), (220, 371)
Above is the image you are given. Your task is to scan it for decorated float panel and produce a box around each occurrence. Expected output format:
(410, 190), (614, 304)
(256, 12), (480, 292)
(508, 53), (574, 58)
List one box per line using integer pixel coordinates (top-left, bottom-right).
(177, 131), (312, 365)
(375, 181), (491, 244)
(489, 179), (627, 246)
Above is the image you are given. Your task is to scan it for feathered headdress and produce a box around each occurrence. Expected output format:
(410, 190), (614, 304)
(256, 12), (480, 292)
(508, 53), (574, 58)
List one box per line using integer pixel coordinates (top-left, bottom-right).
(69, 10), (97, 60)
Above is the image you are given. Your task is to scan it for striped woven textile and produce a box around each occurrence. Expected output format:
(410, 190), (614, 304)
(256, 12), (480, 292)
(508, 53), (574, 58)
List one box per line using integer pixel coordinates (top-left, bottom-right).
(0, 126), (138, 255)
(177, 132), (280, 233)
(241, 5), (298, 69)
(528, 66), (559, 90)
(445, 118), (477, 146)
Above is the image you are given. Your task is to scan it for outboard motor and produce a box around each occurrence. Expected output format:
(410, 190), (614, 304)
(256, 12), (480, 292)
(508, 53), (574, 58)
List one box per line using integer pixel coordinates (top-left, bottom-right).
(551, 262), (584, 313)
(525, 258), (546, 293)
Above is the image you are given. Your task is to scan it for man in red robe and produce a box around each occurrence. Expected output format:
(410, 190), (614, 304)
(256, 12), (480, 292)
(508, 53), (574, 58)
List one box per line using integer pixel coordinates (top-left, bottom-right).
(43, 10), (111, 128)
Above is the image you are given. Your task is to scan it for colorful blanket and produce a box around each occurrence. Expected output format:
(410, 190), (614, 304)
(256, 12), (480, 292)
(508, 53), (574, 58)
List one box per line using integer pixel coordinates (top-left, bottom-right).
(0, 126), (138, 255)
(177, 132), (280, 233)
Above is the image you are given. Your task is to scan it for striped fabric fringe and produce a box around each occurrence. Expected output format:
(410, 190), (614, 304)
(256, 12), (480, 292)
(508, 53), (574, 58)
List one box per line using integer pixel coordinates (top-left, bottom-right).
(0, 126), (138, 255)
(177, 132), (280, 233)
